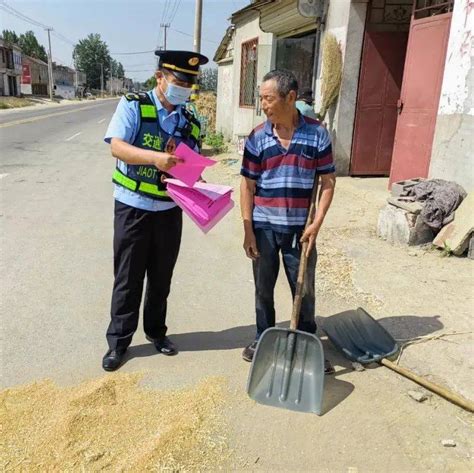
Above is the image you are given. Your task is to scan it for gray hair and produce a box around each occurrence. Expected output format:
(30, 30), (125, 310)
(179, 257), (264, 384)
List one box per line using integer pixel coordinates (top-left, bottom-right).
(262, 69), (298, 98)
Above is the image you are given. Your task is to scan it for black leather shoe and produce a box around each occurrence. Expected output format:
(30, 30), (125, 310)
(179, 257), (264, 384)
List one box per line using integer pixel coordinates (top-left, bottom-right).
(153, 336), (178, 356)
(102, 348), (126, 371)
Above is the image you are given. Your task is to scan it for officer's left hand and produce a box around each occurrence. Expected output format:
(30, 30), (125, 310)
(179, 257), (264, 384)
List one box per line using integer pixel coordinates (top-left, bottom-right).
(165, 138), (177, 154)
(300, 222), (320, 257)
(154, 152), (184, 172)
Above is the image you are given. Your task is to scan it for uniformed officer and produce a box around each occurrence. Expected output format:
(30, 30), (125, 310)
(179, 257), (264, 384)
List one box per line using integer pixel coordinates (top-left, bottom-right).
(102, 50), (208, 371)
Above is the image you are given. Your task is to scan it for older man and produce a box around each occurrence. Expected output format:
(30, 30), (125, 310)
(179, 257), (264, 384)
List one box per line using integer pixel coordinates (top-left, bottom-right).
(240, 70), (336, 371)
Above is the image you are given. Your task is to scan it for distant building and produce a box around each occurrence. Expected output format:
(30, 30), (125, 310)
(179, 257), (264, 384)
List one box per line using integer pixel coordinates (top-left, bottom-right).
(53, 63), (75, 99)
(21, 55), (49, 96)
(123, 78), (133, 92)
(0, 38), (22, 96)
(106, 77), (134, 95)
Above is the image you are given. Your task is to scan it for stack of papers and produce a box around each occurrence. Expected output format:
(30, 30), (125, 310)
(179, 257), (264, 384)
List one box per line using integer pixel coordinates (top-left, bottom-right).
(165, 143), (234, 233)
(168, 143), (217, 187)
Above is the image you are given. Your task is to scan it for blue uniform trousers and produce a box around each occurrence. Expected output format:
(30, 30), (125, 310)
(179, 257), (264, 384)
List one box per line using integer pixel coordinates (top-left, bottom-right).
(107, 200), (182, 350)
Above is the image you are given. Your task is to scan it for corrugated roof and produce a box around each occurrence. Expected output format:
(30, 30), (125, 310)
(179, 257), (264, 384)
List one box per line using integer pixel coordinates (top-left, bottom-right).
(213, 26), (234, 63)
(230, 0), (275, 23)
(258, 0), (320, 37)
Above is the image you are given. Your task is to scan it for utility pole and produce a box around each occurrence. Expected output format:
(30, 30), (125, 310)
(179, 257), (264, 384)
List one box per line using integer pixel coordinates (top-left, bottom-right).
(46, 28), (54, 101)
(74, 69), (78, 98)
(193, 0), (202, 53)
(110, 59), (113, 96)
(160, 23), (170, 50)
(100, 63), (104, 98)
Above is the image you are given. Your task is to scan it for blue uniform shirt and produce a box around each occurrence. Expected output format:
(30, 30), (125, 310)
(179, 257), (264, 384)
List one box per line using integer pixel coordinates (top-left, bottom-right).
(105, 89), (190, 211)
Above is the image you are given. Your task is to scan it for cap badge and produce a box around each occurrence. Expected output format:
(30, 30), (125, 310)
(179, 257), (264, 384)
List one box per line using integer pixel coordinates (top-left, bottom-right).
(188, 57), (199, 66)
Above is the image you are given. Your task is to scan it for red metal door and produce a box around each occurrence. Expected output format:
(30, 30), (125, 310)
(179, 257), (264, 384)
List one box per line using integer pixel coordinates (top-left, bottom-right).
(350, 31), (408, 175)
(389, 12), (452, 185)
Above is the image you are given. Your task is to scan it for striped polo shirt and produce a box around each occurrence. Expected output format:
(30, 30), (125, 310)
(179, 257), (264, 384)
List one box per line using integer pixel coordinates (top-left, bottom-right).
(241, 113), (335, 233)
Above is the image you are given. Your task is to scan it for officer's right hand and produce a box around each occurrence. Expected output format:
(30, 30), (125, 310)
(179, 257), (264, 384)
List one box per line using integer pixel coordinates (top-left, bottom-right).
(154, 153), (184, 172)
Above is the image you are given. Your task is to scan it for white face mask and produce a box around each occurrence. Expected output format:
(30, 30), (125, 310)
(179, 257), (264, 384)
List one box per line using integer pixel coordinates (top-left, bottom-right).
(160, 75), (192, 105)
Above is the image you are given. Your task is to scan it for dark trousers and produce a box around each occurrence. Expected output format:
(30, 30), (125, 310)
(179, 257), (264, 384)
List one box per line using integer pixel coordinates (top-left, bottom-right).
(253, 227), (317, 339)
(107, 201), (182, 350)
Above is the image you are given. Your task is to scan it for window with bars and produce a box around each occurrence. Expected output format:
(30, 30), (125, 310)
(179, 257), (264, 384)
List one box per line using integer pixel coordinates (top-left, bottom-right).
(413, 0), (454, 19)
(239, 38), (258, 107)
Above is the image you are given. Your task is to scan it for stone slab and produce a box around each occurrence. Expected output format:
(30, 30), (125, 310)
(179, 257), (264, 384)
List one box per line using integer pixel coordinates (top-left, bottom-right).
(387, 196), (423, 214)
(433, 193), (473, 255)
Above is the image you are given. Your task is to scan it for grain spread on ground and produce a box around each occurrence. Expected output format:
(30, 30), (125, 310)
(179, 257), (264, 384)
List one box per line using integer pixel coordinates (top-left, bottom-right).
(1, 373), (229, 471)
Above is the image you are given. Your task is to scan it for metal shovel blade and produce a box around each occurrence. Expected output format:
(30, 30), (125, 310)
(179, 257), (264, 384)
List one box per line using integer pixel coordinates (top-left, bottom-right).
(323, 308), (399, 364)
(247, 327), (325, 415)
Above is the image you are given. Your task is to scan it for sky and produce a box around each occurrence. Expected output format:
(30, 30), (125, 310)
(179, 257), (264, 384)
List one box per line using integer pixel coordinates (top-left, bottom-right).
(0, 0), (249, 82)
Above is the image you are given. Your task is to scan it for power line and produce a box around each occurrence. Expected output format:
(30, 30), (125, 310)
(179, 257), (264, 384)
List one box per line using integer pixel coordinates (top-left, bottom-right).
(170, 27), (218, 44)
(0, 1), (51, 29)
(167, 0), (182, 24)
(161, 0), (171, 24)
(0, 1), (77, 46)
(51, 31), (76, 46)
(121, 63), (156, 67)
(124, 69), (155, 72)
(110, 49), (155, 55)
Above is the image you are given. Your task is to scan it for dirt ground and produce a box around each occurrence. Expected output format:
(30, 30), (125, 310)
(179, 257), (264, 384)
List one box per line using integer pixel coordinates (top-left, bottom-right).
(2, 124), (472, 471)
(208, 151), (474, 472)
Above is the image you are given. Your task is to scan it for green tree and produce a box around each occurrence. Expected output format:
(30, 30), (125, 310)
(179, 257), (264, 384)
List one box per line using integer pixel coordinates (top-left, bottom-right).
(18, 31), (48, 62)
(109, 59), (125, 79)
(116, 62), (125, 79)
(73, 33), (111, 89)
(1, 30), (19, 45)
(1, 30), (48, 62)
(144, 75), (157, 90)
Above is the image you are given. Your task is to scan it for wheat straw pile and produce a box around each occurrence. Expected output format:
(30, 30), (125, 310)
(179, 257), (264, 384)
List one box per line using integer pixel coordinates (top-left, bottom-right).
(194, 92), (217, 133)
(319, 33), (343, 119)
(1, 374), (229, 471)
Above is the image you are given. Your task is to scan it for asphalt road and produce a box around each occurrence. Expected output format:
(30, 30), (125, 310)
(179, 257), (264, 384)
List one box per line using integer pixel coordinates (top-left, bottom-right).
(0, 100), (115, 126)
(0, 97), (258, 388)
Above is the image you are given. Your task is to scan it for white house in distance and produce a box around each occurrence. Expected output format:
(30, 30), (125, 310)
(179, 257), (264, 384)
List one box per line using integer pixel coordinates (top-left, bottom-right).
(214, 0), (473, 192)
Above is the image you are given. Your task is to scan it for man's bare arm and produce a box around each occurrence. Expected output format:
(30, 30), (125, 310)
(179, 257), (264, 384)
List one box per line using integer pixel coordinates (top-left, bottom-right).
(301, 173), (336, 255)
(240, 177), (260, 260)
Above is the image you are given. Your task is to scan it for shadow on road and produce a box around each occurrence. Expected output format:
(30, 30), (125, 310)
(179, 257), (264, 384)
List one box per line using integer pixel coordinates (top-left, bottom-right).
(122, 319), (358, 414)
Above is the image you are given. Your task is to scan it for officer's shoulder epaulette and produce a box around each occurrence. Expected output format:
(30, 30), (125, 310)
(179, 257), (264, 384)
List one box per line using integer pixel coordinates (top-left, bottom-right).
(183, 106), (200, 124)
(137, 92), (153, 105)
(124, 92), (140, 102)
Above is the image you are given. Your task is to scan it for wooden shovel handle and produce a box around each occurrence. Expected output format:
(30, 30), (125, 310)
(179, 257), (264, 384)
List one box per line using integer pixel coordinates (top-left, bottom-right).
(381, 358), (474, 412)
(290, 175), (319, 331)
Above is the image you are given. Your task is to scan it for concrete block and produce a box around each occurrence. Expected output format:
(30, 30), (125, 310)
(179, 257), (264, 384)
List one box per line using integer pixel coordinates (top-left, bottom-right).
(387, 196), (423, 214)
(468, 236), (474, 260)
(433, 193), (474, 255)
(391, 178), (425, 197)
(377, 204), (434, 246)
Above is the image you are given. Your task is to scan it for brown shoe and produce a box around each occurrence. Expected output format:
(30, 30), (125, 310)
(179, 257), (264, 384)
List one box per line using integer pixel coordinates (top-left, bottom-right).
(324, 359), (335, 375)
(242, 341), (258, 362)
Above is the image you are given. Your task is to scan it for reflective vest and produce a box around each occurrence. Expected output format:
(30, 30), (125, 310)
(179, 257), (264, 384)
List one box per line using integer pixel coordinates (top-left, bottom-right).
(112, 92), (201, 201)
